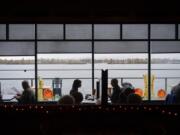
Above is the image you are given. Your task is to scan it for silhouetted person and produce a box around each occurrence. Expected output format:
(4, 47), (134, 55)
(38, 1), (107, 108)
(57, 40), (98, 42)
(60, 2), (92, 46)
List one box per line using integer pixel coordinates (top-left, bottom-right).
(0, 88), (2, 102)
(58, 95), (75, 105)
(110, 78), (122, 104)
(69, 79), (82, 95)
(0, 95), (2, 102)
(127, 93), (142, 104)
(121, 82), (134, 89)
(15, 80), (35, 104)
(119, 86), (135, 104)
(71, 91), (83, 104)
(165, 83), (180, 104)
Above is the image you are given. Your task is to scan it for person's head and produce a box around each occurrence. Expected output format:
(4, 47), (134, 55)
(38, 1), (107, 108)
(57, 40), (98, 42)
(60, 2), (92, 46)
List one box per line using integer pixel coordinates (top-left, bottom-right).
(127, 93), (142, 104)
(22, 80), (30, 90)
(71, 92), (83, 104)
(72, 79), (82, 89)
(58, 95), (75, 105)
(111, 78), (118, 87)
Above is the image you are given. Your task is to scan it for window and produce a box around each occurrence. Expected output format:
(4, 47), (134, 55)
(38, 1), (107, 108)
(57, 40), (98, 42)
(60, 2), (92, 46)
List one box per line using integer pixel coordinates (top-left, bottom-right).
(0, 24), (6, 40)
(0, 23), (179, 104)
(37, 40), (92, 101)
(9, 24), (35, 40)
(37, 24), (64, 39)
(94, 42), (148, 102)
(151, 41), (180, 100)
(0, 41), (35, 101)
(122, 24), (148, 39)
(151, 24), (175, 39)
(94, 24), (120, 39)
(66, 24), (92, 39)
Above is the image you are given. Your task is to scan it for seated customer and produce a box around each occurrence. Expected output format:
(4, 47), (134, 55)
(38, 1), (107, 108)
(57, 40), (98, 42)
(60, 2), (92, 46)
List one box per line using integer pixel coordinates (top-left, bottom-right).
(165, 83), (180, 104)
(0, 94), (2, 102)
(71, 91), (83, 104)
(58, 95), (75, 105)
(127, 93), (142, 104)
(110, 78), (122, 104)
(69, 79), (82, 95)
(15, 80), (35, 104)
(119, 86), (135, 104)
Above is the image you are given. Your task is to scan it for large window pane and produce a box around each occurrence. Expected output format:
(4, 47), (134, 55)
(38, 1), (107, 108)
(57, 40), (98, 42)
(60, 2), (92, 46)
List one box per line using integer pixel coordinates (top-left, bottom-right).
(151, 24), (175, 39)
(0, 42), (35, 56)
(0, 56), (35, 101)
(37, 24), (64, 39)
(151, 54), (180, 100)
(151, 41), (180, 53)
(9, 24), (35, 39)
(95, 42), (148, 104)
(122, 24), (148, 39)
(94, 24), (120, 39)
(38, 41), (91, 53)
(66, 24), (92, 39)
(0, 24), (6, 39)
(94, 41), (147, 53)
(37, 54), (92, 102)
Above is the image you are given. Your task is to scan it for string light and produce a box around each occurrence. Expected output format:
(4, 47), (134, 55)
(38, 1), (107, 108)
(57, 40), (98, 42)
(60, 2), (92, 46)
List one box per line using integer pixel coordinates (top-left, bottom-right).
(168, 112), (172, 115)
(0, 104), (179, 118)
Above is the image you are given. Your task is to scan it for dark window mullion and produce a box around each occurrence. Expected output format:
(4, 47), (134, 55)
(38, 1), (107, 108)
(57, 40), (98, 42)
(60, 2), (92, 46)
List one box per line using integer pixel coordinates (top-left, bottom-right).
(6, 24), (9, 40)
(148, 24), (151, 101)
(120, 24), (122, 40)
(92, 24), (95, 94)
(35, 24), (38, 102)
(63, 24), (66, 40)
(175, 24), (178, 40)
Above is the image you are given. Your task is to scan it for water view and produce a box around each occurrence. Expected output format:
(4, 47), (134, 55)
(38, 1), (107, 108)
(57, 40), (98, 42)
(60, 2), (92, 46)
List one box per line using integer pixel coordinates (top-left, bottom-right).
(0, 63), (180, 101)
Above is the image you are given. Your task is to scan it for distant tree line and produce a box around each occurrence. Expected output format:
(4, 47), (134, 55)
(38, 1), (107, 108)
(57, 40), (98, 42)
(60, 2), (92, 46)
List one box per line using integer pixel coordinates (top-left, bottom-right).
(0, 58), (180, 64)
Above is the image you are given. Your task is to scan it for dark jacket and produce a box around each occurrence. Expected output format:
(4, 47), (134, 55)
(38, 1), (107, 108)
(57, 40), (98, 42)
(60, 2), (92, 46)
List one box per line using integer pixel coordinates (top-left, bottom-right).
(69, 89), (78, 96)
(110, 85), (122, 104)
(18, 88), (35, 104)
(118, 87), (135, 104)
